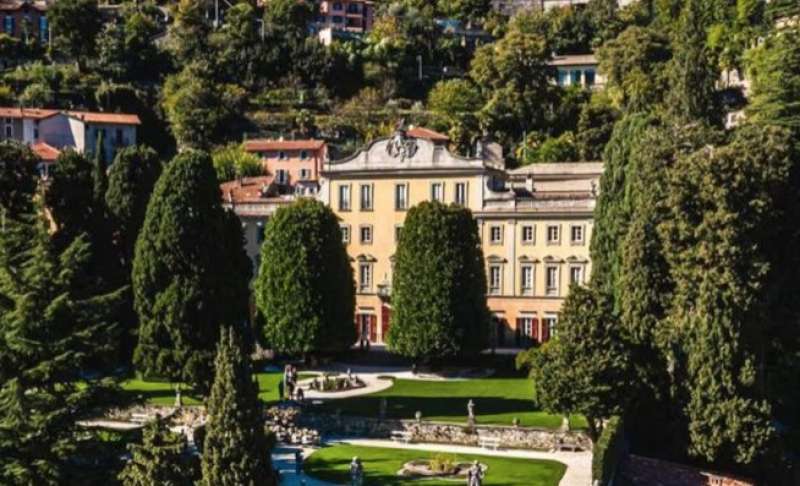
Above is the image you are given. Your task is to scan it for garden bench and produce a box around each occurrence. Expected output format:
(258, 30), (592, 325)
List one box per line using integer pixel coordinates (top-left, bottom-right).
(554, 436), (581, 452)
(478, 437), (501, 451)
(390, 430), (413, 444)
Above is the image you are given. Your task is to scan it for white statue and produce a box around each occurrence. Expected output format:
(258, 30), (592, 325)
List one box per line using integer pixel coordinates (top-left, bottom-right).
(466, 461), (484, 486)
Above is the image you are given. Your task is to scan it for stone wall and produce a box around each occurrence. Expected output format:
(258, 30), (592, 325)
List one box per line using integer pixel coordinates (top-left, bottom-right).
(297, 413), (592, 451)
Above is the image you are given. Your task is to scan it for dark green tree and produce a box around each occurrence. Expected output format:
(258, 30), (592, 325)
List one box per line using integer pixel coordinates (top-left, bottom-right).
(106, 145), (163, 271)
(436, 0), (491, 25)
(522, 285), (633, 442)
(200, 327), (275, 486)
(0, 214), (122, 484)
(575, 95), (619, 161)
(665, 0), (720, 124)
(48, 0), (102, 69)
(169, 0), (211, 65)
(44, 149), (95, 246)
(745, 26), (800, 131)
(0, 141), (38, 217)
(119, 416), (196, 486)
(254, 199), (355, 355)
(132, 150), (251, 391)
(388, 201), (489, 361)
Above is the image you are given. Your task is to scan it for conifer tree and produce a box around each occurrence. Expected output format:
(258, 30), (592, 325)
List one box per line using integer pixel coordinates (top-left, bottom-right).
(0, 141), (38, 218)
(0, 211), (122, 484)
(255, 198), (355, 355)
(132, 150), (251, 391)
(45, 149), (95, 246)
(200, 327), (275, 486)
(388, 201), (490, 361)
(119, 416), (196, 486)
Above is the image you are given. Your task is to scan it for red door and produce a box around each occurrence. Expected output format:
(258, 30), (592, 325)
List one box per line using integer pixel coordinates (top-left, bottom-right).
(381, 305), (391, 342)
(369, 315), (377, 342)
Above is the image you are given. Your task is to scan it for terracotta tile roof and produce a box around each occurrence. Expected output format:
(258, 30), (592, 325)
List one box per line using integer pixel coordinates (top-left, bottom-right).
(407, 126), (450, 142)
(0, 107), (141, 125)
(220, 176), (280, 204)
(244, 139), (326, 152)
(31, 142), (60, 162)
(66, 111), (141, 125)
(0, 0), (48, 11)
(548, 54), (598, 67)
(0, 107), (58, 119)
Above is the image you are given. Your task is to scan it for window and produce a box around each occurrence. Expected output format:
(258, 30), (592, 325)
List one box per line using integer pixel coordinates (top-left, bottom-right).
(300, 168), (311, 180)
(341, 224), (350, 243)
(521, 265), (534, 295)
(454, 182), (467, 206)
(569, 266), (583, 286)
(520, 317), (534, 338)
(4, 124), (10, 138)
(256, 222), (266, 244)
(557, 70), (568, 86)
(333, 2), (343, 10)
(278, 151), (287, 160)
(570, 225), (584, 244)
(115, 128), (124, 145)
(360, 225), (373, 244)
(332, 15), (344, 23)
(489, 265), (502, 295)
(394, 183), (408, 210)
(490, 225), (503, 245)
(394, 225), (402, 243)
(358, 263), (372, 292)
(431, 182), (443, 202)
(543, 315), (558, 340)
(546, 225), (560, 244)
(39, 16), (47, 43)
(546, 266), (559, 296)
(585, 69), (595, 86)
(359, 184), (373, 211)
(570, 69), (582, 85)
(338, 185), (351, 211)
(276, 169), (289, 185)
(521, 225), (534, 244)
(300, 150), (308, 160)
(4, 16), (14, 35)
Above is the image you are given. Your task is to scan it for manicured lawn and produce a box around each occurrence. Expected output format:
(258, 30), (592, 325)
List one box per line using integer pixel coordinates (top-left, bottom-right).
(120, 371), (284, 406)
(314, 377), (586, 430)
(304, 443), (566, 486)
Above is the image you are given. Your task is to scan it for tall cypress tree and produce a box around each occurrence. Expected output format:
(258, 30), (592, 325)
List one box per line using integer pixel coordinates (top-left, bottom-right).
(0, 212), (123, 484)
(0, 141), (38, 218)
(44, 149), (95, 247)
(255, 198), (355, 356)
(119, 416), (196, 486)
(132, 150), (251, 392)
(200, 327), (275, 486)
(387, 201), (489, 361)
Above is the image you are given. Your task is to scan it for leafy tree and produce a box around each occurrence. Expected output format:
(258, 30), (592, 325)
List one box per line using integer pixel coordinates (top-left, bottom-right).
(0, 214), (122, 485)
(169, 0), (211, 65)
(436, 0), (491, 25)
(132, 150), (251, 391)
(519, 132), (579, 164)
(745, 26), (800, 131)
(48, 0), (102, 69)
(211, 144), (264, 182)
(522, 285), (633, 442)
(44, 149), (95, 246)
(0, 141), (38, 217)
(427, 79), (483, 153)
(388, 201), (489, 361)
(470, 28), (555, 144)
(255, 199), (355, 355)
(575, 95), (619, 161)
(200, 327), (275, 486)
(95, 5), (166, 83)
(665, 0), (720, 124)
(597, 26), (672, 112)
(119, 416), (196, 486)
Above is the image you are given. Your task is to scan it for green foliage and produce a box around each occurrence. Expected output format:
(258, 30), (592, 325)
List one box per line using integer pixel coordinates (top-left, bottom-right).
(132, 150), (251, 391)
(520, 132), (579, 165)
(388, 201), (489, 360)
(0, 215), (122, 485)
(525, 285), (633, 441)
(436, 0), (491, 24)
(591, 416), (625, 485)
(45, 149), (96, 244)
(200, 328), (275, 486)
(427, 79), (483, 152)
(106, 145), (163, 270)
(0, 141), (39, 217)
(169, 0), (211, 65)
(211, 144), (264, 182)
(745, 26), (800, 131)
(255, 199), (355, 355)
(575, 95), (619, 161)
(597, 26), (672, 112)
(119, 416), (197, 486)
(48, 0), (102, 67)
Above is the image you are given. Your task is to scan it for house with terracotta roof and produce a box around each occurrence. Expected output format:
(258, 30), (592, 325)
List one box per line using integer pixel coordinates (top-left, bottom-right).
(549, 53), (605, 90)
(0, 107), (140, 166)
(243, 138), (327, 195)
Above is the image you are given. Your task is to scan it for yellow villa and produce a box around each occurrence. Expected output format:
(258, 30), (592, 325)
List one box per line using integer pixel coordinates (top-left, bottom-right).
(223, 127), (601, 349)
(317, 127), (602, 348)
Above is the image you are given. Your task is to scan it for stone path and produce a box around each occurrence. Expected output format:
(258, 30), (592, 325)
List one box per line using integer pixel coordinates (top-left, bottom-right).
(274, 439), (591, 486)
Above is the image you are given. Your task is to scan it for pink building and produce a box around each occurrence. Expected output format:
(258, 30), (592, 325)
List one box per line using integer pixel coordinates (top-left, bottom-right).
(243, 139), (327, 195)
(316, 0), (374, 33)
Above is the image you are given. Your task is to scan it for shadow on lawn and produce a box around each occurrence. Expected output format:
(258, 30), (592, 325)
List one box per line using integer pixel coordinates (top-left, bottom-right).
(315, 395), (543, 423)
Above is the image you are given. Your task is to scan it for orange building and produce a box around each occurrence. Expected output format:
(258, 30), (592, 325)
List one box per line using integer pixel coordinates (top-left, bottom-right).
(244, 139), (327, 196)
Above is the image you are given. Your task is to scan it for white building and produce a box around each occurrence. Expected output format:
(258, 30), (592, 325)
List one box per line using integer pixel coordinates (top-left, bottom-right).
(0, 107), (140, 167)
(549, 53), (605, 90)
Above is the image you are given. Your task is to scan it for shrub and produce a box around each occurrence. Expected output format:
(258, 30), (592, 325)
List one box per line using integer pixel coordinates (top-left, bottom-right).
(429, 454), (457, 473)
(592, 416), (625, 485)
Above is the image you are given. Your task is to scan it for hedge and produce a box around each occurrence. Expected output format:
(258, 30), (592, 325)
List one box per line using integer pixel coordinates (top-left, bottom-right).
(592, 416), (625, 485)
